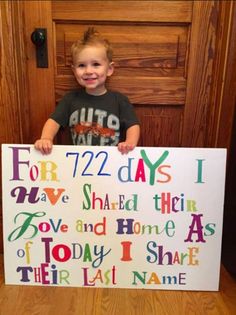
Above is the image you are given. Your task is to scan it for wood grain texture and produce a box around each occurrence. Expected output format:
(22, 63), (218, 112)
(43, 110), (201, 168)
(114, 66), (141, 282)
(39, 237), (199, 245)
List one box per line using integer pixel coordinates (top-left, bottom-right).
(210, 1), (236, 151)
(64, 33), (179, 68)
(56, 23), (188, 78)
(0, 0), (25, 254)
(0, 254), (236, 315)
(52, 0), (193, 22)
(54, 22), (188, 107)
(23, 0), (56, 142)
(0, 1), (22, 144)
(181, 1), (219, 147)
(135, 106), (183, 146)
(55, 76), (186, 105)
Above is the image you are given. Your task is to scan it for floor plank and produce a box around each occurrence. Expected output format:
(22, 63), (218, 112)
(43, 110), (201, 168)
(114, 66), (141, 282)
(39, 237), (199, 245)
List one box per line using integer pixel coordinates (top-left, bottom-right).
(0, 254), (236, 315)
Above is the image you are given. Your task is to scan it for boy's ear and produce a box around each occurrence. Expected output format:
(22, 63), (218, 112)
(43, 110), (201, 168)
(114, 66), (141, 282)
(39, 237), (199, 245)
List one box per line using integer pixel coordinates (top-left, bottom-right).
(107, 62), (114, 77)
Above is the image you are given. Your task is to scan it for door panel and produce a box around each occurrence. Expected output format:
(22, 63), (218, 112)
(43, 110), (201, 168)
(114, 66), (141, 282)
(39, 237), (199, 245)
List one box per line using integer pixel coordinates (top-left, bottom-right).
(51, 1), (192, 22)
(136, 106), (183, 147)
(55, 24), (187, 106)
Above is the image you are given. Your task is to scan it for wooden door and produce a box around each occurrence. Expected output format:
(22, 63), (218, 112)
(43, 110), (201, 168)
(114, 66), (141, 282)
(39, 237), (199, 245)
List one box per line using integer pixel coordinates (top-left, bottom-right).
(1, 0), (236, 252)
(21, 1), (203, 147)
(19, 0), (189, 147)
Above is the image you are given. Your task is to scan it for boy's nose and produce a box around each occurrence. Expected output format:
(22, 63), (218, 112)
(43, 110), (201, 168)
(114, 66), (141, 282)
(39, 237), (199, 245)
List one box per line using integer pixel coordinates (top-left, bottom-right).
(85, 65), (93, 74)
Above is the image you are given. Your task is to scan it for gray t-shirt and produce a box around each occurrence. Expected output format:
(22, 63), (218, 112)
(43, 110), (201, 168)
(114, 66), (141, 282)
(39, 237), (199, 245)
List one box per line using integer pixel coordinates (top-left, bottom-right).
(50, 89), (139, 146)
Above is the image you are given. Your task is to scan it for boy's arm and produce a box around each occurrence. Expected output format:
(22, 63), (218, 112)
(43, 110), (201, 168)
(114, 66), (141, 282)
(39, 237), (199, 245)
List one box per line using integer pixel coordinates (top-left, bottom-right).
(118, 124), (140, 154)
(34, 118), (60, 154)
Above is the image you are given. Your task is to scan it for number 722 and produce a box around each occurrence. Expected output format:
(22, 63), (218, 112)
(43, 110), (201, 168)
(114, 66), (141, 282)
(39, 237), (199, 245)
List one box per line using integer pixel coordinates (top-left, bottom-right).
(65, 151), (111, 177)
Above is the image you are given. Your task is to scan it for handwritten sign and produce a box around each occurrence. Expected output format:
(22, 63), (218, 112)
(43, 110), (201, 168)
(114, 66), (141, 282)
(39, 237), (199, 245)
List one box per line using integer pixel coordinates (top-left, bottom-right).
(1, 144), (226, 290)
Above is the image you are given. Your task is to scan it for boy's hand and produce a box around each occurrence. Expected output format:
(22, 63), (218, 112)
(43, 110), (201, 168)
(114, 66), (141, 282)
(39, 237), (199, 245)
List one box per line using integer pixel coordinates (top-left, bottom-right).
(34, 139), (53, 155)
(118, 142), (135, 154)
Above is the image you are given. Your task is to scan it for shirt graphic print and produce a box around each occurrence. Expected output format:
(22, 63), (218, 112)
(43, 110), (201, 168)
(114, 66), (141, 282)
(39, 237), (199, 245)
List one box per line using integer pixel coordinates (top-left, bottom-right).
(50, 89), (139, 147)
(69, 107), (120, 146)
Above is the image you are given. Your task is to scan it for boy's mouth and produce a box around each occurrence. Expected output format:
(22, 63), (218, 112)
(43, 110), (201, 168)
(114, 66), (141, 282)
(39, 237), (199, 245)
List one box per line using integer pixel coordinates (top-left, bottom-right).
(84, 77), (97, 82)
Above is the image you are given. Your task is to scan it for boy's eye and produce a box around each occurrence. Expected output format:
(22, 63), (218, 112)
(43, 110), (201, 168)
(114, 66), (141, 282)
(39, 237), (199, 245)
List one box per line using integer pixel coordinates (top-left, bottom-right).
(93, 62), (101, 67)
(76, 64), (85, 68)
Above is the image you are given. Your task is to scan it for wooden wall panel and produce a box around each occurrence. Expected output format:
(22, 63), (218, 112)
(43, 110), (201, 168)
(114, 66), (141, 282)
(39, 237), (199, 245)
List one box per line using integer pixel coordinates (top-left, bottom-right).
(64, 32), (179, 69)
(52, 1), (193, 22)
(23, 0), (55, 142)
(0, 3), (23, 144)
(55, 24), (188, 73)
(0, 1), (25, 253)
(207, 1), (236, 150)
(55, 76), (186, 105)
(136, 106), (183, 147)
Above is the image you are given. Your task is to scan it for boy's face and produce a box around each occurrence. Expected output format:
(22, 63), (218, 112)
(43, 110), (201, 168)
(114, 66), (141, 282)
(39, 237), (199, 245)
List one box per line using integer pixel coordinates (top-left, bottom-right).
(72, 45), (114, 95)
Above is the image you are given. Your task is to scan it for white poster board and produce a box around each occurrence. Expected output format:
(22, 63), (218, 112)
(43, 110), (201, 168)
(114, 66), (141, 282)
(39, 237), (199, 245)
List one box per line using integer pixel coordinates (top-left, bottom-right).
(1, 144), (226, 290)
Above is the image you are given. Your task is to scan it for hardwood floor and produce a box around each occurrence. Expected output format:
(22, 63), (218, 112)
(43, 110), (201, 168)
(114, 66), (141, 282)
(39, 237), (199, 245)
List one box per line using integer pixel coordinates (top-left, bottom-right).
(0, 254), (236, 315)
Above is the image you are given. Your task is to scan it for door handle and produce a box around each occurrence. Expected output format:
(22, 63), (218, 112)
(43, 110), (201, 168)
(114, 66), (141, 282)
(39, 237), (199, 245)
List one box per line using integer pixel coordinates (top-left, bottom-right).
(31, 28), (48, 68)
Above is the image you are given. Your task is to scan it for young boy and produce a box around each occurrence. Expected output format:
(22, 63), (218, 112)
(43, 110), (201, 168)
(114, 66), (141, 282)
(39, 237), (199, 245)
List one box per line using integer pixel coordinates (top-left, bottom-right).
(34, 27), (140, 154)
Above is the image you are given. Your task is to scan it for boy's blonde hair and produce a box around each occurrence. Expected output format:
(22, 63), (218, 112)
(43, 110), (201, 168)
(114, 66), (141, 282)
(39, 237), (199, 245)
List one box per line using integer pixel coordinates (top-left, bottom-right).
(71, 27), (113, 64)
